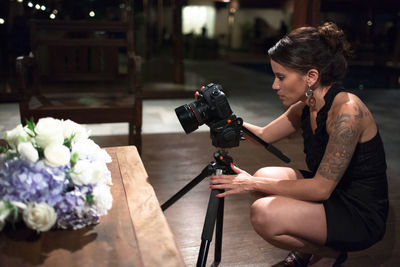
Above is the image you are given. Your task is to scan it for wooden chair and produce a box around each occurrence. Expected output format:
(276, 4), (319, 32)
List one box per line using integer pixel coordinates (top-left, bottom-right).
(16, 19), (142, 153)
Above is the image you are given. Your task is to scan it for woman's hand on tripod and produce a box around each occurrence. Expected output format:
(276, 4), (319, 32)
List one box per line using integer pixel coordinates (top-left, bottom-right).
(210, 163), (254, 197)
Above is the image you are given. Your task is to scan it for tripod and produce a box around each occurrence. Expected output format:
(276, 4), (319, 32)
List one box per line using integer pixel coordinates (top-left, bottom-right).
(161, 150), (234, 267)
(161, 126), (290, 267)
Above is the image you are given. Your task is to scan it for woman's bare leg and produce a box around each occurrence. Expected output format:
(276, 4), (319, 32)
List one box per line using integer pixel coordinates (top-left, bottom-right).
(250, 167), (304, 199)
(251, 196), (338, 256)
(250, 166), (341, 266)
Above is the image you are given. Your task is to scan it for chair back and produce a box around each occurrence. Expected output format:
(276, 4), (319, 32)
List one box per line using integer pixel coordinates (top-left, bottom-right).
(29, 19), (138, 93)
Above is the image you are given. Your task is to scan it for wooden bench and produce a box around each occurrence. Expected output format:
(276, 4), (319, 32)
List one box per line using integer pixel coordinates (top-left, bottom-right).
(16, 19), (142, 153)
(0, 146), (185, 266)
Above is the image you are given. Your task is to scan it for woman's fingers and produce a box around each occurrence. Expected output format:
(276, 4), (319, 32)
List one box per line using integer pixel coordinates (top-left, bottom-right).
(209, 164), (251, 198)
(216, 189), (239, 198)
(230, 163), (243, 174)
(210, 183), (234, 189)
(210, 175), (234, 183)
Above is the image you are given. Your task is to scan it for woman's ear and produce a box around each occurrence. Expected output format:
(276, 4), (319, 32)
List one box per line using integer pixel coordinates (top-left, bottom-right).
(306, 69), (319, 87)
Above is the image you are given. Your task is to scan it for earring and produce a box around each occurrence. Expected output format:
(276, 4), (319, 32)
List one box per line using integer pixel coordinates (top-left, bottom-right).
(305, 87), (313, 97)
(305, 85), (316, 109)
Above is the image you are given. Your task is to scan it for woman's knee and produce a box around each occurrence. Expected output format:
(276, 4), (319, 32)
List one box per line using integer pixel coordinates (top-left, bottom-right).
(250, 196), (281, 237)
(253, 167), (302, 180)
(253, 167), (276, 178)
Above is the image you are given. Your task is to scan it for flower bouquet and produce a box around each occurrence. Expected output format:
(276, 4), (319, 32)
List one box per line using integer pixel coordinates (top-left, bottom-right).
(0, 117), (113, 232)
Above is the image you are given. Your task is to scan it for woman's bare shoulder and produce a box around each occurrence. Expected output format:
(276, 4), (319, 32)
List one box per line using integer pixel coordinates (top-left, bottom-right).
(332, 92), (371, 117)
(329, 92), (377, 140)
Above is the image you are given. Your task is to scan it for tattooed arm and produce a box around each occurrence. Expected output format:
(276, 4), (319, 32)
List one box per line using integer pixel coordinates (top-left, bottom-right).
(311, 101), (363, 198)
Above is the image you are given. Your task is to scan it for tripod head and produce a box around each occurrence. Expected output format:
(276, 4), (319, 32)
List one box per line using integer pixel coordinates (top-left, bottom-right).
(209, 150), (236, 175)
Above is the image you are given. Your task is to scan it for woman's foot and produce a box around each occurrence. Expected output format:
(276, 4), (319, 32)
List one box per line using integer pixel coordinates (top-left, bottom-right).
(308, 252), (347, 267)
(283, 251), (311, 267)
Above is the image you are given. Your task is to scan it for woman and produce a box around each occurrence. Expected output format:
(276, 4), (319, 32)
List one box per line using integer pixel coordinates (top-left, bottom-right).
(209, 22), (388, 267)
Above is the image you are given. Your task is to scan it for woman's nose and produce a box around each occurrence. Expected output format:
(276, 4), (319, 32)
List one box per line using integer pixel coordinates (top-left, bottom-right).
(272, 79), (280, 90)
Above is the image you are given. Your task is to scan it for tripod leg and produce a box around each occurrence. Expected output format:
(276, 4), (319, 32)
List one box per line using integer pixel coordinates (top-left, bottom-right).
(214, 190), (224, 266)
(196, 189), (222, 267)
(161, 164), (213, 211)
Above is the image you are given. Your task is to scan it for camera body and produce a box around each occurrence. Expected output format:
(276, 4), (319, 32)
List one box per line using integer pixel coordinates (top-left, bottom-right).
(175, 83), (243, 148)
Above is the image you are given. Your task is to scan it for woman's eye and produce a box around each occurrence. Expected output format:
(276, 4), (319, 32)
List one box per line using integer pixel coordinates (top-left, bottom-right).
(277, 75), (284, 81)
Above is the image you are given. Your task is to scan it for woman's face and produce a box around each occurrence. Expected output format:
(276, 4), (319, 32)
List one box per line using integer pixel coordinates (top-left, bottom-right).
(270, 60), (307, 107)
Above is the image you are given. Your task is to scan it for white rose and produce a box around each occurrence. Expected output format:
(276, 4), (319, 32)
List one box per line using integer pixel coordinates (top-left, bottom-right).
(71, 139), (111, 163)
(91, 161), (110, 184)
(70, 160), (109, 185)
(92, 184), (113, 216)
(23, 203), (57, 232)
(44, 144), (71, 167)
(0, 201), (11, 231)
(35, 117), (64, 149)
(70, 160), (92, 185)
(17, 142), (39, 163)
(62, 120), (91, 143)
(4, 124), (31, 149)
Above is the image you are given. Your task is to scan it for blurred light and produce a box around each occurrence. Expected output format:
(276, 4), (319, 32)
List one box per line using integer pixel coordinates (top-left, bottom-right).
(41, 5), (46, 11)
(230, 7), (236, 13)
(17, 0), (23, 3)
(385, 21), (394, 28)
(0, 18), (5, 25)
(28, 2), (33, 7)
(53, 9), (58, 14)
(367, 20), (373, 26)
(49, 14), (56, 19)
(222, 0), (230, 2)
(35, 4), (41, 10)
(183, 6), (216, 37)
(89, 11), (95, 17)
(119, 3), (125, 9)
(228, 14), (234, 24)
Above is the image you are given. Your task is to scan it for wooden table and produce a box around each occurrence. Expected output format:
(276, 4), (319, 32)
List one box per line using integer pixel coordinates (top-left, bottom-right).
(0, 146), (185, 267)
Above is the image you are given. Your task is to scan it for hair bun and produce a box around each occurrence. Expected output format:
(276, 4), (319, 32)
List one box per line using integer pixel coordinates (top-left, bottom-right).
(318, 22), (352, 59)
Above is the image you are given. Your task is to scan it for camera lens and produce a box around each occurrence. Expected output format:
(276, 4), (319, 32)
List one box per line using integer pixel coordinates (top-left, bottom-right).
(175, 100), (209, 134)
(175, 104), (199, 134)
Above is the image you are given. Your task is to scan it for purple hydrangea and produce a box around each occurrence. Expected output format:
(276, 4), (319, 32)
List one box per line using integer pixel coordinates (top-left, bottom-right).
(0, 157), (100, 230)
(55, 185), (99, 230)
(0, 158), (69, 206)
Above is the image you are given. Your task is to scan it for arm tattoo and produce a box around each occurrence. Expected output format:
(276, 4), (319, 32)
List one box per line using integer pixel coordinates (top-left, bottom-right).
(318, 110), (361, 181)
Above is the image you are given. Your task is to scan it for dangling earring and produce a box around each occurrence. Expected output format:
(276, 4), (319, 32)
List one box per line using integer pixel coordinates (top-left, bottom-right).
(305, 85), (316, 110)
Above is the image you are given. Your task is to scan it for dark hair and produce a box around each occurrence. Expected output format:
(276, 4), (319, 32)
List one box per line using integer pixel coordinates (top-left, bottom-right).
(268, 22), (352, 86)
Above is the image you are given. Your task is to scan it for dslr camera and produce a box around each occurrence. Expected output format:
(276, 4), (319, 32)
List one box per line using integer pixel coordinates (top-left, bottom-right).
(175, 83), (243, 148)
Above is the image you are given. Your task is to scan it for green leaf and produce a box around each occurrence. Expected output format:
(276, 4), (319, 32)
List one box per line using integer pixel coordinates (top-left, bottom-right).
(35, 146), (44, 159)
(25, 117), (36, 136)
(0, 145), (8, 153)
(12, 206), (18, 227)
(70, 152), (79, 167)
(86, 194), (94, 204)
(5, 202), (19, 230)
(63, 134), (75, 149)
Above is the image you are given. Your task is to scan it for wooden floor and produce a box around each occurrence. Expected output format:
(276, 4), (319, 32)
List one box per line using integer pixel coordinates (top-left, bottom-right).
(94, 132), (400, 267)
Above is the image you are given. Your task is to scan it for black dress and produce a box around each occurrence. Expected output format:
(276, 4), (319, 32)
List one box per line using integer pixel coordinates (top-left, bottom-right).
(300, 83), (389, 251)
